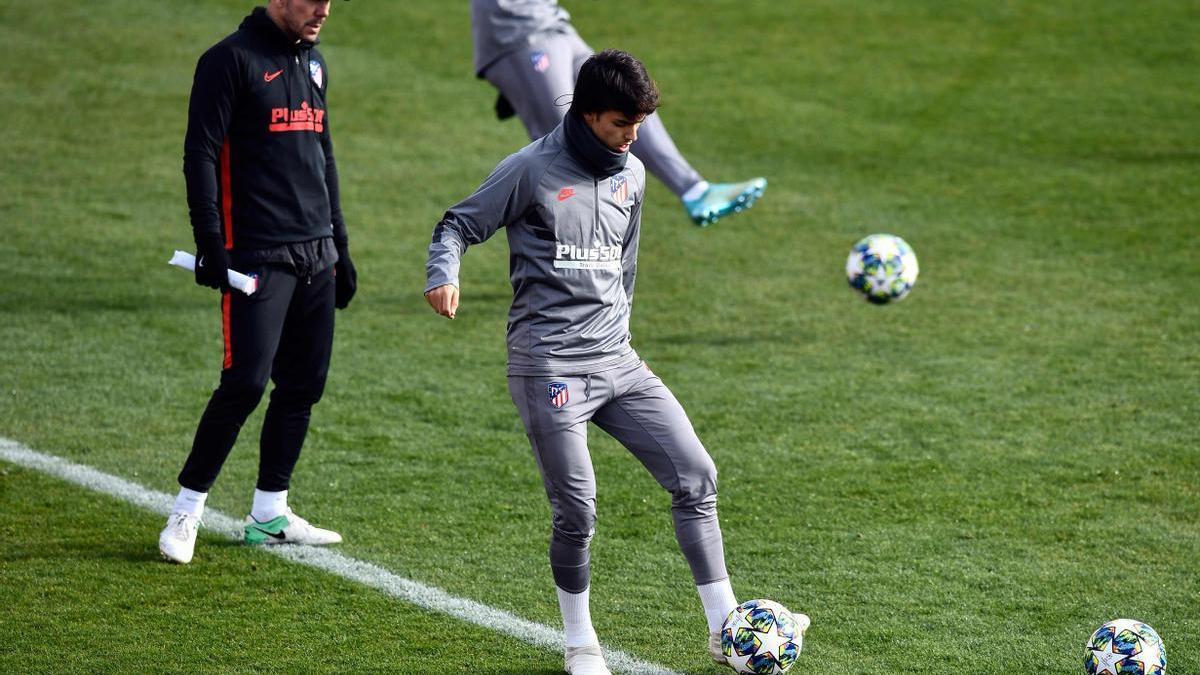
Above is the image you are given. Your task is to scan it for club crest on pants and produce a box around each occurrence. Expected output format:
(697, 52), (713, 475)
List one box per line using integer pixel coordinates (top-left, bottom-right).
(547, 382), (569, 408)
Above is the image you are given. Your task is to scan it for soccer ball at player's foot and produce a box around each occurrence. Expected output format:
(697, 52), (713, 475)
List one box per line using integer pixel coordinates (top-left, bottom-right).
(720, 599), (804, 674)
(1083, 619), (1166, 675)
(845, 233), (919, 304)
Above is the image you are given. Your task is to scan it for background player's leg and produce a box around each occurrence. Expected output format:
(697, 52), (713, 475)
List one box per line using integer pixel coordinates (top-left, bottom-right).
(629, 112), (704, 198)
(483, 32), (582, 140)
(486, 33), (764, 226)
(565, 37), (763, 227)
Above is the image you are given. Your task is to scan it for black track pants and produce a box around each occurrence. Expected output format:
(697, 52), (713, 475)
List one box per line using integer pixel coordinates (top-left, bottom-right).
(178, 264), (334, 493)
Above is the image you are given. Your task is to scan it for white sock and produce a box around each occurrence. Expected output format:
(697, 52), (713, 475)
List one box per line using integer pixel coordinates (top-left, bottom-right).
(697, 579), (739, 633)
(681, 180), (710, 203)
(172, 487), (207, 519)
(251, 489), (288, 522)
(557, 586), (598, 648)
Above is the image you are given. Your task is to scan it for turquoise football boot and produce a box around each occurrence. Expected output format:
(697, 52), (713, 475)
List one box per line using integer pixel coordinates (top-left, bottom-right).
(684, 177), (767, 227)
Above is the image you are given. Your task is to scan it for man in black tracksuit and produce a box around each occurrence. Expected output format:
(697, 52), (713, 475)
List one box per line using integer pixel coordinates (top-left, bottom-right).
(159, 0), (354, 564)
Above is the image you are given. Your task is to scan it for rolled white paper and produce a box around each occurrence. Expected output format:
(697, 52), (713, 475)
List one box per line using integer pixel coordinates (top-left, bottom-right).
(169, 250), (258, 295)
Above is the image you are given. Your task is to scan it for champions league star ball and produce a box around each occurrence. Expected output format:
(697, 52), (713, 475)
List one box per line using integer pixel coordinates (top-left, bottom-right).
(1083, 619), (1166, 674)
(720, 599), (804, 675)
(845, 234), (919, 304)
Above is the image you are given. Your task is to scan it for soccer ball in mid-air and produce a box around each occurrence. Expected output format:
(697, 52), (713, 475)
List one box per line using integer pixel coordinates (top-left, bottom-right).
(720, 599), (805, 674)
(845, 234), (919, 304)
(1083, 619), (1166, 674)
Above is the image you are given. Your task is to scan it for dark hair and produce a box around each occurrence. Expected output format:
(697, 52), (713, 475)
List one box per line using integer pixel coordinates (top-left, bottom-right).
(569, 49), (660, 119)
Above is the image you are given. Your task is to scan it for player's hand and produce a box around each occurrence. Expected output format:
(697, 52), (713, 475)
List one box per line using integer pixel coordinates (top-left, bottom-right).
(194, 233), (231, 292)
(334, 243), (357, 309)
(424, 284), (459, 319)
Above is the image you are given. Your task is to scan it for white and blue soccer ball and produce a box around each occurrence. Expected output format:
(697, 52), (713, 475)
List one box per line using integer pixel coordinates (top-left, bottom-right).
(720, 599), (804, 675)
(1084, 619), (1166, 675)
(845, 234), (919, 304)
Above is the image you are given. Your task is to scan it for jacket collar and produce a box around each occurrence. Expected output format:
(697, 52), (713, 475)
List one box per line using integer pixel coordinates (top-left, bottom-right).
(241, 6), (318, 51)
(563, 111), (627, 178)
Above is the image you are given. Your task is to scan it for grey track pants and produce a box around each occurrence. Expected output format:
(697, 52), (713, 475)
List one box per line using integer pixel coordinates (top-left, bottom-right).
(482, 32), (703, 198)
(508, 358), (728, 593)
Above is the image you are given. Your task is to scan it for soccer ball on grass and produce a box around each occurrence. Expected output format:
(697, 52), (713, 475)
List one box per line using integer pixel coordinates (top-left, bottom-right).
(720, 599), (804, 674)
(845, 233), (919, 304)
(1083, 619), (1166, 674)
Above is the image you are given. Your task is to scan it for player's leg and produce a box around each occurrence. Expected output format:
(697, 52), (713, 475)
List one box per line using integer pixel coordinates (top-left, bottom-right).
(581, 46), (766, 226)
(590, 360), (740, 660)
(244, 264), (341, 546)
(632, 114), (767, 227)
(628, 112), (702, 199)
(162, 264), (294, 563)
(508, 374), (613, 675)
(633, 111), (768, 228)
(483, 32), (584, 140)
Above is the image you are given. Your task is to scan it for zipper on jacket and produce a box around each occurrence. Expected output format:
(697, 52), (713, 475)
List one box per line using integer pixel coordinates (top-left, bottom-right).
(593, 176), (600, 242)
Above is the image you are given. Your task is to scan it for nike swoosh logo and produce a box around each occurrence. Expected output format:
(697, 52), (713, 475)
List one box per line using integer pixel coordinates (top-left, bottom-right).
(251, 526), (286, 540)
(264, 69), (284, 83)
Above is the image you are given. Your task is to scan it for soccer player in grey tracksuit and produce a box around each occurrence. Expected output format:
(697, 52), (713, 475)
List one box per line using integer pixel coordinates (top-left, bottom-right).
(470, 0), (768, 228)
(426, 50), (804, 675)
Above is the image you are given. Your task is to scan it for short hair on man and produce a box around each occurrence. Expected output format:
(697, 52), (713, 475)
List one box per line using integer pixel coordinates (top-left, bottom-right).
(569, 49), (660, 119)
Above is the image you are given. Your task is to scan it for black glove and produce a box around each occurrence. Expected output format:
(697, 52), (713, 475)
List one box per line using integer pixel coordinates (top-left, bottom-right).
(194, 233), (231, 291)
(334, 243), (357, 309)
(495, 93), (516, 120)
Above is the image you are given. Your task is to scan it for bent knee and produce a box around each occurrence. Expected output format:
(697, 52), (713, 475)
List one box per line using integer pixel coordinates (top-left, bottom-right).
(551, 506), (597, 545)
(672, 455), (719, 507)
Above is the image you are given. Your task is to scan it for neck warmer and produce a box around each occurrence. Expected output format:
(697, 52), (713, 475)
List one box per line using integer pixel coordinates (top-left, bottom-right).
(563, 111), (628, 178)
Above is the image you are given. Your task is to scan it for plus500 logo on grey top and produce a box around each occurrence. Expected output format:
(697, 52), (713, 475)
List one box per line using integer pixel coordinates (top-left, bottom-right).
(554, 244), (622, 270)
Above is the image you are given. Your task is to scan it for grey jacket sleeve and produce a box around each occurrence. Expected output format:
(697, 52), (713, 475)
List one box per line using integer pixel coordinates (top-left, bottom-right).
(621, 193), (642, 304)
(425, 151), (537, 293)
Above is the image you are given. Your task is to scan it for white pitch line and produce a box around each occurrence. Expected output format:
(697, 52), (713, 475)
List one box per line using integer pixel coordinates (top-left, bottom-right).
(0, 437), (681, 675)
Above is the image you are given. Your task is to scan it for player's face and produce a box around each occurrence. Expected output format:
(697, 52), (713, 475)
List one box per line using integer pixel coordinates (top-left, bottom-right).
(583, 110), (645, 154)
(273, 0), (331, 42)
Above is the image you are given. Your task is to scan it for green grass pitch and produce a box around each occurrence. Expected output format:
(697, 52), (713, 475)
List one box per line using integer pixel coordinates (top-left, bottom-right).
(1, 1), (1197, 672)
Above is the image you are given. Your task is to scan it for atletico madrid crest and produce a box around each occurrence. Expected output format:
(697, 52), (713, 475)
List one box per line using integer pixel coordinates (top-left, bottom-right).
(547, 382), (569, 409)
(309, 60), (323, 88)
(611, 174), (628, 205)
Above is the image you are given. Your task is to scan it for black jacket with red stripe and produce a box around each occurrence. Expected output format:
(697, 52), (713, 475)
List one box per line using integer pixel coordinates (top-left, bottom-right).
(183, 7), (347, 251)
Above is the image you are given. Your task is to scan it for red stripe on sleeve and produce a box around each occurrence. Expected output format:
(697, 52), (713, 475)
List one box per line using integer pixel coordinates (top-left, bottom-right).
(220, 139), (234, 250)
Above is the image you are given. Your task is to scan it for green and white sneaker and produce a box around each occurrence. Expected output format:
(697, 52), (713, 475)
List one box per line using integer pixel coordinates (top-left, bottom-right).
(243, 508), (342, 546)
(684, 177), (767, 227)
(159, 512), (201, 564)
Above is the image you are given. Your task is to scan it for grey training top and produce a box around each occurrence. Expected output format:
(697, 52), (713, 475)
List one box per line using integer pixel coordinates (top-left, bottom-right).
(426, 123), (646, 376)
(471, 0), (577, 76)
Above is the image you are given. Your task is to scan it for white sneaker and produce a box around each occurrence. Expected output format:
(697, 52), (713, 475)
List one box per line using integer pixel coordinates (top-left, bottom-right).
(709, 631), (728, 665)
(243, 508), (342, 546)
(794, 612), (812, 636)
(159, 512), (201, 564)
(564, 643), (611, 675)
